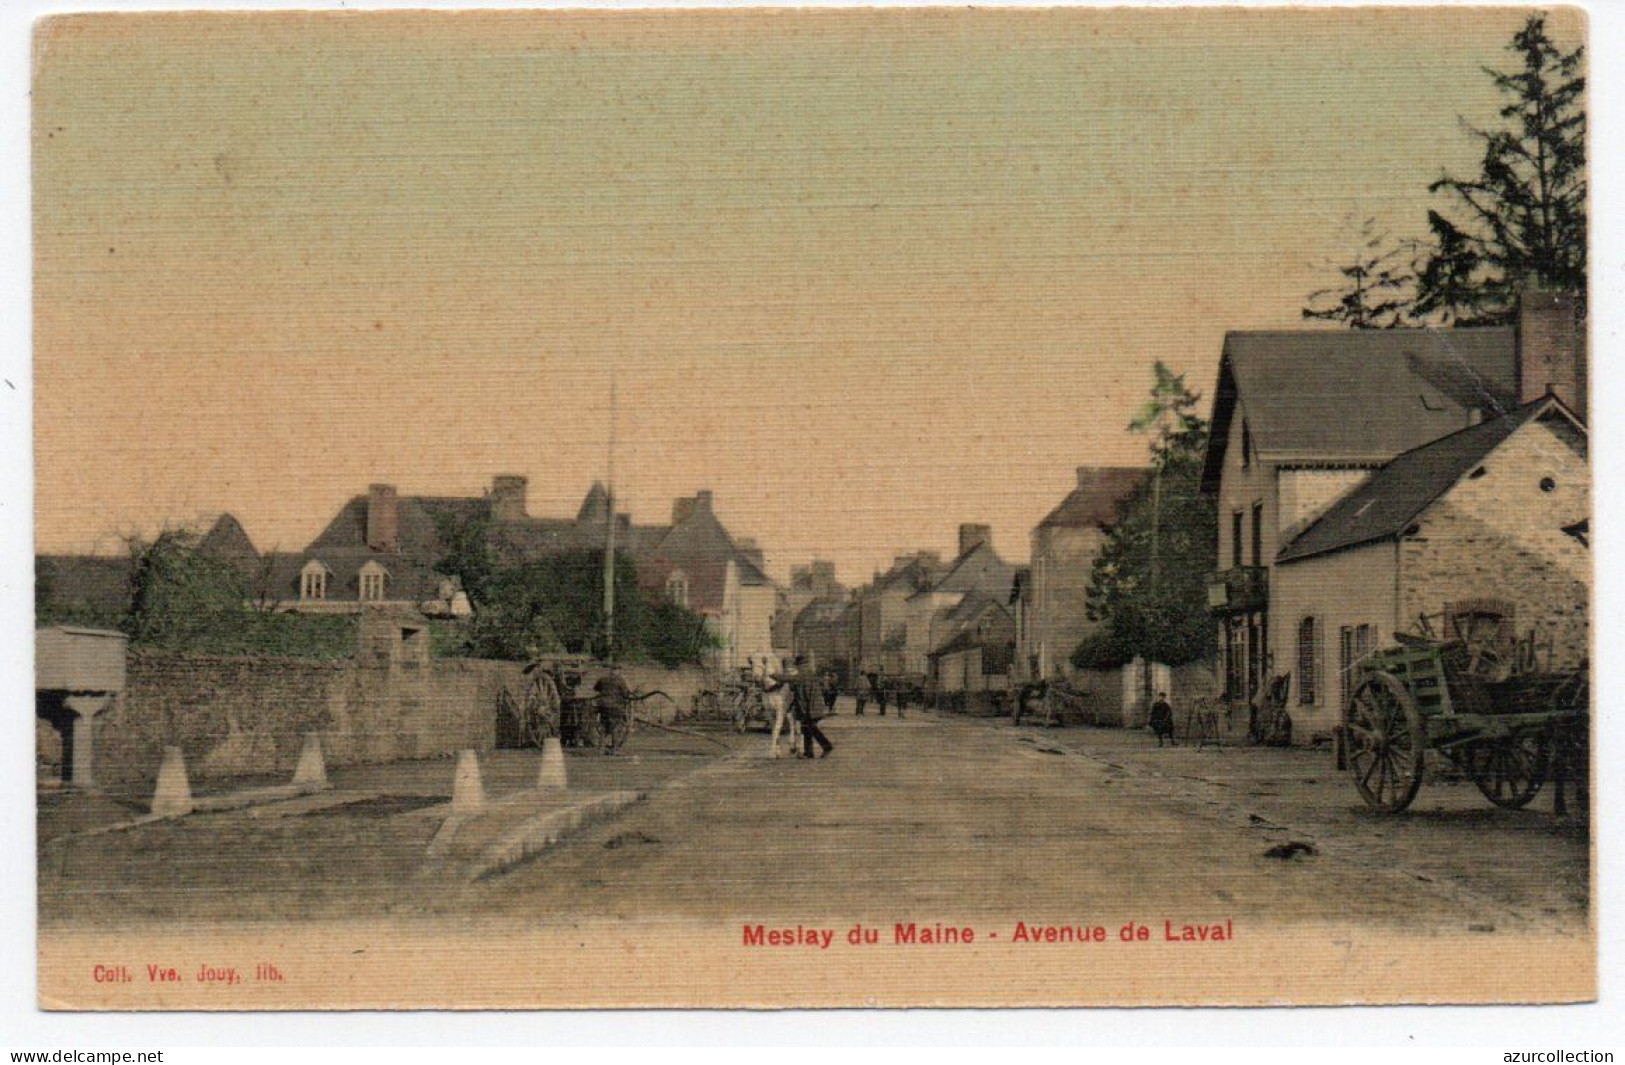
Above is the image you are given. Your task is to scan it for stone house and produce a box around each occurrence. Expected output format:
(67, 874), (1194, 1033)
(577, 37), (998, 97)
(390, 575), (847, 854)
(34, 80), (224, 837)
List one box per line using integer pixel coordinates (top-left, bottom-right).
(1273, 395), (1587, 743)
(1200, 285), (1582, 708)
(1015, 465), (1149, 682)
(773, 560), (845, 655)
(40, 475), (782, 669)
(790, 597), (857, 683)
(927, 592), (1017, 701)
(852, 551), (944, 675)
(904, 524), (1017, 677)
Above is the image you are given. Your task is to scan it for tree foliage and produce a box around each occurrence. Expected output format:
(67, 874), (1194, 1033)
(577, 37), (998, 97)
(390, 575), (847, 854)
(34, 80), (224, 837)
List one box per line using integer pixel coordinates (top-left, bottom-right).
(440, 543), (719, 668)
(125, 528), (250, 645)
(1302, 216), (1417, 329)
(1076, 363), (1217, 670)
(1304, 14), (1585, 327)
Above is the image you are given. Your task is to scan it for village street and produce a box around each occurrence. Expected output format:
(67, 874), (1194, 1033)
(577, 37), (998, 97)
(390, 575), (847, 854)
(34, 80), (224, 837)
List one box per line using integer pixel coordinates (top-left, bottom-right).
(451, 708), (1589, 936)
(40, 706), (1589, 938)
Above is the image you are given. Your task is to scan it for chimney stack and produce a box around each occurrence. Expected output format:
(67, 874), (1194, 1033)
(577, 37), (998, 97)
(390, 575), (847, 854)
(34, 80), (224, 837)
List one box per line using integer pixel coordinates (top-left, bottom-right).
(366, 484), (398, 552)
(490, 475), (528, 523)
(696, 489), (714, 512)
(958, 523), (993, 557)
(1518, 281), (1585, 414)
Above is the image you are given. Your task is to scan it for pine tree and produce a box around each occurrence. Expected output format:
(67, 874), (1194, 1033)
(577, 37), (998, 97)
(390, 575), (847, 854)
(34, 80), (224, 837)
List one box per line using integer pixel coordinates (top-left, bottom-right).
(1414, 13), (1586, 325)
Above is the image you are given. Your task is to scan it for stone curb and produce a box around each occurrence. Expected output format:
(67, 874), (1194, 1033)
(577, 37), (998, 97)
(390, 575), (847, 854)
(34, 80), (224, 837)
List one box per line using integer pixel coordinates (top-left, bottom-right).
(468, 789), (646, 880)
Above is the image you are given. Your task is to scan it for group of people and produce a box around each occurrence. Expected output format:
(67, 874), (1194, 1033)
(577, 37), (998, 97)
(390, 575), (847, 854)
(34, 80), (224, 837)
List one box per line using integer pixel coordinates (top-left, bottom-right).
(852, 671), (903, 719)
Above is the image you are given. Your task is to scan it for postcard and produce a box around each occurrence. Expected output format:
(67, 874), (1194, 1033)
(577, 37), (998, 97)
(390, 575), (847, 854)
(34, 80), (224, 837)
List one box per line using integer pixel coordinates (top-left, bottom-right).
(32, 6), (1592, 1008)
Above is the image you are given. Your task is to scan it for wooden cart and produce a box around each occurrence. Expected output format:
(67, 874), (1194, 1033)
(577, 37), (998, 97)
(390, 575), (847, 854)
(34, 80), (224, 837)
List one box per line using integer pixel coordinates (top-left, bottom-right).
(496, 655), (637, 753)
(1340, 613), (1587, 814)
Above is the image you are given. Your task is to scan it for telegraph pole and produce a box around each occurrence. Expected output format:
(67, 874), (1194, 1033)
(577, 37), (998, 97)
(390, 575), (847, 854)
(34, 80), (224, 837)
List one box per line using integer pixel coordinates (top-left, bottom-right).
(602, 372), (618, 661)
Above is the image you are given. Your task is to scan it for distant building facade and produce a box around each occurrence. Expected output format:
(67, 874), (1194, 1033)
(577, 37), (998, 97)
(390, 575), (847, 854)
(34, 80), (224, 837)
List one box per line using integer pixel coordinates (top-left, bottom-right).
(1017, 466), (1149, 682)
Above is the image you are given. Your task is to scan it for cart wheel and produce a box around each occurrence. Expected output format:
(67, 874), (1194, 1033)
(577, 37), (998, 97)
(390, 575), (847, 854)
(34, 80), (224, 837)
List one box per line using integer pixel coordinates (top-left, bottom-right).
(521, 673), (562, 748)
(1463, 736), (1546, 809)
(1344, 673), (1425, 813)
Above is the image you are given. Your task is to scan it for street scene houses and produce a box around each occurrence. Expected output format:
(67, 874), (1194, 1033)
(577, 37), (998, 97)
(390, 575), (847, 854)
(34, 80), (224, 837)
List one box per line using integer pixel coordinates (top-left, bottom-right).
(1202, 286), (1587, 744)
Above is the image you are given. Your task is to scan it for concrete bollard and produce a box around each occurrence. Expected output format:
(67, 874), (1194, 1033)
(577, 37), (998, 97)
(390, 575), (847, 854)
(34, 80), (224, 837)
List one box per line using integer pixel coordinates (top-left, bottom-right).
(537, 736), (568, 790)
(292, 733), (329, 790)
(150, 746), (194, 818)
(451, 749), (486, 815)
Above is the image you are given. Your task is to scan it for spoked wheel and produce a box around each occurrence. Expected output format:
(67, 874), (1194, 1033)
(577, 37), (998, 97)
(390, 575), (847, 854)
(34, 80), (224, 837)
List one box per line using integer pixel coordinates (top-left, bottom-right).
(1344, 673), (1426, 813)
(1461, 735), (1547, 809)
(520, 672), (562, 748)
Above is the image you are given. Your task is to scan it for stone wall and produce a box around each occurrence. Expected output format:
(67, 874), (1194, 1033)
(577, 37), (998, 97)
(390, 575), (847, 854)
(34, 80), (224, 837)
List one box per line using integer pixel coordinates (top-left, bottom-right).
(1397, 415), (1589, 672)
(48, 650), (526, 786)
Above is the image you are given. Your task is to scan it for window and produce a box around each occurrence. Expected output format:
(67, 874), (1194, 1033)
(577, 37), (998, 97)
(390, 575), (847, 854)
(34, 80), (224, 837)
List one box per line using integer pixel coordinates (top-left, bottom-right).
(1339, 625), (1354, 709)
(1540, 476), (1557, 493)
(1231, 511), (1243, 568)
(359, 561), (389, 602)
(1251, 503), (1264, 568)
(1241, 419), (1252, 468)
(666, 570), (689, 608)
(1297, 617), (1319, 705)
(299, 560), (330, 602)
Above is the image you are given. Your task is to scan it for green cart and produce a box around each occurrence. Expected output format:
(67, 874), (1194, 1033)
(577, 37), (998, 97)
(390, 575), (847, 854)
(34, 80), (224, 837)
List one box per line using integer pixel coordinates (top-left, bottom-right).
(1342, 615), (1587, 814)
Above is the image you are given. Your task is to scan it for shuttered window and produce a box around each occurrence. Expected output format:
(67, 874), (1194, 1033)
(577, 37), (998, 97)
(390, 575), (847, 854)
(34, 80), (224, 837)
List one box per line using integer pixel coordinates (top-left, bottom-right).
(1297, 616), (1318, 705)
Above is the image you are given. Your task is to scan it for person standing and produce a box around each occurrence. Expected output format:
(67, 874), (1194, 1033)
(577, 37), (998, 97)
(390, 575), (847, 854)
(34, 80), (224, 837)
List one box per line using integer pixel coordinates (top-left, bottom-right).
(821, 670), (841, 718)
(793, 655), (834, 759)
(868, 671), (889, 717)
(1149, 691), (1177, 747)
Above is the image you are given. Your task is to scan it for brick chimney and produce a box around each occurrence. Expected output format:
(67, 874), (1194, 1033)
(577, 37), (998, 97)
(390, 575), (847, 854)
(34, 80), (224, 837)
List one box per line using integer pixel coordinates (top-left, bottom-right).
(1518, 281), (1585, 413)
(366, 484), (398, 552)
(958, 523), (992, 558)
(673, 490), (714, 525)
(489, 475), (528, 523)
(737, 537), (765, 568)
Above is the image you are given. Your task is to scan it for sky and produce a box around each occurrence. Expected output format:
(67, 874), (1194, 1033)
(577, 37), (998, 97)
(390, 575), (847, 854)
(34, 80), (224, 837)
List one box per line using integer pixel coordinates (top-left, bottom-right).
(31, 6), (1584, 583)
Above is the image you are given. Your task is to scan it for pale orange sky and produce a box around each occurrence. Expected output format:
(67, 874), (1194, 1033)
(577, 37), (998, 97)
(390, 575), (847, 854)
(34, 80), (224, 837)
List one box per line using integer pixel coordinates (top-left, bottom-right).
(32, 7), (1584, 582)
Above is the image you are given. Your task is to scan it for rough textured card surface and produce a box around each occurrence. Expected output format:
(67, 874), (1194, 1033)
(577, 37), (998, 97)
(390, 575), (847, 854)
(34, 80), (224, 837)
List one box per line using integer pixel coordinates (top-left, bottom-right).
(33, 6), (1592, 1009)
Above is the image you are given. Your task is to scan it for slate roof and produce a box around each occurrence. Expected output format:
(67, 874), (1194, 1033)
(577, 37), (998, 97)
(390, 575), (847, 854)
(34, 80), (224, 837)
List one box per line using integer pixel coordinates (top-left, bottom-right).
(796, 597), (853, 629)
(1037, 468), (1150, 529)
(913, 541), (1017, 602)
(870, 555), (944, 596)
(1276, 396), (1582, 565)
(198, 513), (258, 560)
(928, 593), (1014, 658)
(1202, 327), (1518, 493)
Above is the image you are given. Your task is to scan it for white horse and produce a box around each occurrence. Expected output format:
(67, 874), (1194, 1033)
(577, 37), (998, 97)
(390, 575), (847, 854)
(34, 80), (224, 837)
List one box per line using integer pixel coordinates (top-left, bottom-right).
(763, 681), (798, 759)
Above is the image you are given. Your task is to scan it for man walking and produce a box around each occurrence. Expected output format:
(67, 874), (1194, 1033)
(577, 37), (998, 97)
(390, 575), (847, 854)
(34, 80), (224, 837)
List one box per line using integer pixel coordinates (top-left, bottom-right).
(793, 655), (834, 759)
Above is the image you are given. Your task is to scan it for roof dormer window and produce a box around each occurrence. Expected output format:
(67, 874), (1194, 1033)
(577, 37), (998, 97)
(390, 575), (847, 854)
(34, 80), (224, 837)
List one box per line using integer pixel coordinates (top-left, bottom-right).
(300, 560), (331, 602)
(359, 560), (389, 602)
